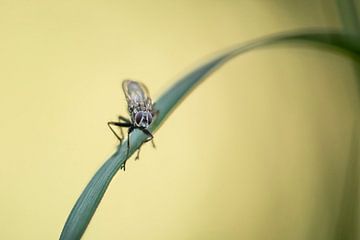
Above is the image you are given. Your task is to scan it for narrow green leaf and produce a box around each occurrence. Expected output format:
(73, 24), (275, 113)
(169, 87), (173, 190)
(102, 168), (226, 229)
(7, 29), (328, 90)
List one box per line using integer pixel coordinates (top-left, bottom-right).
(60, 30), (360, 240)
(336, 0), (360, 96)
(334, 1), (360, 239)
(337, 0), (360, 36)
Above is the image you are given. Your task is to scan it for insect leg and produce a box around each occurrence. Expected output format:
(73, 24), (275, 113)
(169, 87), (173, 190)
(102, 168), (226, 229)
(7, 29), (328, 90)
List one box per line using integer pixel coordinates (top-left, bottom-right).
(126, 126), (134, 158)
(135, 128), (155, 160)
(145, 131), (156, 149)
(119, 126), (134, 171)
(150, 139), (156, 149)
(107, 121), (132, 145)
(135, 146), (142, 160)
(149, 109), (159, 148)
(116, 116), (131, 140)
(118, 115), (131, 123)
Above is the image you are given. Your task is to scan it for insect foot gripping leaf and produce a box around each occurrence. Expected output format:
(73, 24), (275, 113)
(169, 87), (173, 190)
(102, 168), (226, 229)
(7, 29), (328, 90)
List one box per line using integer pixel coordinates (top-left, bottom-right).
(107, 80), (156, 170)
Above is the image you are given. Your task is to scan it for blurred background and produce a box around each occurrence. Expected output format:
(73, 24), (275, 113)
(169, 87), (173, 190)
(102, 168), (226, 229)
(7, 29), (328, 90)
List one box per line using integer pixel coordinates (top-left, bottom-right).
(0, 0), (359, 239)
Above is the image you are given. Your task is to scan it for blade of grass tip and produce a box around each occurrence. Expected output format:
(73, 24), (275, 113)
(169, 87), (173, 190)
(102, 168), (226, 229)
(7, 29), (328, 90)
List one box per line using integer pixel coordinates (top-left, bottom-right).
(60, 30), (360, 240)
(154, 31), (360, 122)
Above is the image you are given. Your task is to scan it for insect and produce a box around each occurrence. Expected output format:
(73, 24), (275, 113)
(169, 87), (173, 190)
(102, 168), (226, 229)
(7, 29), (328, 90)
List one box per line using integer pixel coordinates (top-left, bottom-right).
(108, 80), (157, 170)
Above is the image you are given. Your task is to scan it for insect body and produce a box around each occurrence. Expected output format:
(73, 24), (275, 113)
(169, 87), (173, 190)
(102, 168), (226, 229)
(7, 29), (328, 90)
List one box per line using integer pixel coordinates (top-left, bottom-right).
(108, 80), (157, 170)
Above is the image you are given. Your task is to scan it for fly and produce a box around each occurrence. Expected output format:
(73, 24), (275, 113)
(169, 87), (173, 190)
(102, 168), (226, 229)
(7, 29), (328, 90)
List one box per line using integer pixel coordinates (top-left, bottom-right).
(108, 80), (157, 170)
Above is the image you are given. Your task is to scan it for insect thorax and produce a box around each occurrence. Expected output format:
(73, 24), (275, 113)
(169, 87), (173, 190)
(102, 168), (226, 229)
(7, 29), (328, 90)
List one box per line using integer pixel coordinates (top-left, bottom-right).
(128, 97), (152, 113)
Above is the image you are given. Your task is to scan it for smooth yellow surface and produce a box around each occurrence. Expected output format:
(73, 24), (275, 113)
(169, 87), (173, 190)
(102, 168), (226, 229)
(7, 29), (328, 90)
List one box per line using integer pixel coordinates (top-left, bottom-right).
(0, 0), (358, 239)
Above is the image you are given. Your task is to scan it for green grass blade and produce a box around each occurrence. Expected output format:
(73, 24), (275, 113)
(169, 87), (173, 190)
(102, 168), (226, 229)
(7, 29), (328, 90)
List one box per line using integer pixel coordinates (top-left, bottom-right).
(337, 0), (360, 36)
(60, 30), (360, 240)
(334, 1), (360, 239)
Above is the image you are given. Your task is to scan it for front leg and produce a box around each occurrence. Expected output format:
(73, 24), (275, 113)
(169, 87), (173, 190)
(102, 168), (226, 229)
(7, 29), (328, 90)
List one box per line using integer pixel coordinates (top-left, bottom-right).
(107, 121), (132, 145)
(143, 128), (156, 149)
(118, 115), (131, 123)
(120, 126), (134, 171)
(126, 126), (134, 158)
(135, 128), (155, 160)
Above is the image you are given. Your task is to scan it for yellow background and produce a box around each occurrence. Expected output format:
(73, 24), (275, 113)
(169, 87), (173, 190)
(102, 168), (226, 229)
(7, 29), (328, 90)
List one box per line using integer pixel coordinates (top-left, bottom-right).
(0, 0), (358, 239)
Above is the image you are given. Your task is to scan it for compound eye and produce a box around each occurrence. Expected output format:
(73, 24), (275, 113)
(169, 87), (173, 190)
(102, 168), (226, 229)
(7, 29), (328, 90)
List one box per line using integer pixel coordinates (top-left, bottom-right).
(147, 113), (153, 125)
(135, 112), (143, 125)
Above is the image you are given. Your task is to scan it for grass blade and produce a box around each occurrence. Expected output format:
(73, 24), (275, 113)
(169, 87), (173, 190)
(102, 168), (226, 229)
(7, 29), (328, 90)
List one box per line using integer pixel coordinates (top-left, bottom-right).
(337, 0), (360, 36)
(60, 30), (360, 240)
(334, 1), (360, 239)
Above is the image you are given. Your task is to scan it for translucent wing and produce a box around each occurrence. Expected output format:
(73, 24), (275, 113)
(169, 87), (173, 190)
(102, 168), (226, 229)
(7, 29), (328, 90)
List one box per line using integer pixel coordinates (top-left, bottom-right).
(122, 80), (150, 102)
(122, 80), (152, 112)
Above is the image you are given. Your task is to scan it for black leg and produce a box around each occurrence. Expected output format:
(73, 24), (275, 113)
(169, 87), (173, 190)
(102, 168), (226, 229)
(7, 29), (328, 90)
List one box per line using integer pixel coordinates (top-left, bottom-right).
(135, 146), (142, 160)
(135, 128), (155, 160)
(117, 116), (131, 141)
(118, 115), (131, 123)
(120, 126), (134, 171)
(142, 128), (154, 143)
(150, 139), (156, 149)
(121, 127), (156, 169)
(127, 126), (134, 158)
(149, 110), (159, 149)
(107, 121), (132, 145)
